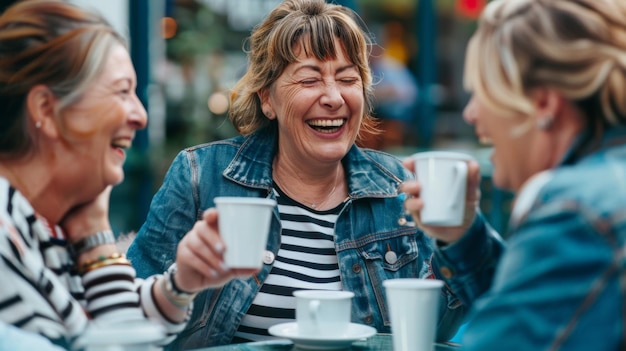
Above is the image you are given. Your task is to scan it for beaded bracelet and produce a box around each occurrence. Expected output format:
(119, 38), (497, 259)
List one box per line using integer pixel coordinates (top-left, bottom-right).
(77, 252), (131, 274)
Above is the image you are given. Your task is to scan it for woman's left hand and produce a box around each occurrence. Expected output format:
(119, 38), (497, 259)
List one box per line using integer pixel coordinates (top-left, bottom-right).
(400, 157), (482, 245)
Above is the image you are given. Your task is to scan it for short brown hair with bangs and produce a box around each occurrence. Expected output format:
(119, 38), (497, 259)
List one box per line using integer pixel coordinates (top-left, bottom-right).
(229, 0), (377, 140)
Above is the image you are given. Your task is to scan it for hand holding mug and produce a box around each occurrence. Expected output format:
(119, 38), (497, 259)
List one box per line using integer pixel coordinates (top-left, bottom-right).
(400, 151), (481, 244)
(173, 208), (259, 293)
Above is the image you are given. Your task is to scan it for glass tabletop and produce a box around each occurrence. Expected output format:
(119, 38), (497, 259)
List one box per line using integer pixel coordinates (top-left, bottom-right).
(188, 334), (461, 351)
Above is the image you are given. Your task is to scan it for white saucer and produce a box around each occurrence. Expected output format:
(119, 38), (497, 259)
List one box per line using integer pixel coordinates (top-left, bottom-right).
(268, 322), (377, 350)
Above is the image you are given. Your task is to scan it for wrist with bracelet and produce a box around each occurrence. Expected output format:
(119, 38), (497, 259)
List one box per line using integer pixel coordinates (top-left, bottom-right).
(69, 230), (117, 258)
(68, 230), (130, 274)
(77, 252), (131, 274)
(161, 263), (198, 309)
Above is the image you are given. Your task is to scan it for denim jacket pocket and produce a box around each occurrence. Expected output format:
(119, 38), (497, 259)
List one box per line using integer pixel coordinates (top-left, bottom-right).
(170, 288), (227, 350)
(356, 230), (423, 327)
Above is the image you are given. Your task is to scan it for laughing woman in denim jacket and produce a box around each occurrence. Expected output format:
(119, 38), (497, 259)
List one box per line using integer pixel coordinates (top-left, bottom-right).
(447, 0), (626, 349)
(127, 0), (503, 349)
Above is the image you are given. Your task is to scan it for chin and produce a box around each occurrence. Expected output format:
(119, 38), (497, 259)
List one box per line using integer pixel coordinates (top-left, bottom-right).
(491, 173), (512, 192)
(107, 169), (125, 186)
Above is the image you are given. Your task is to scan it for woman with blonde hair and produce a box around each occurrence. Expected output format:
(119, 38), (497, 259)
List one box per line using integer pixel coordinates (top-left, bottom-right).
(448, 0), (626, 348)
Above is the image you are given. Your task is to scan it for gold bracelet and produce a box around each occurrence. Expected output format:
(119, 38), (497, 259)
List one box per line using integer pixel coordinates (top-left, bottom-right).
(78, 252), (131, 274)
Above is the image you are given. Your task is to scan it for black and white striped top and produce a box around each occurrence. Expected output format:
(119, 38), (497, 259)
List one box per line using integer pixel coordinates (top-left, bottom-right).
(233, 185), (343, 342)
(0, 177), (187, 349)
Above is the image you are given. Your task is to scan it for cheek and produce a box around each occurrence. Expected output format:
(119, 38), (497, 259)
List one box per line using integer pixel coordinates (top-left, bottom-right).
(65, 104), (124, 143)
(344, 87), (364, 109)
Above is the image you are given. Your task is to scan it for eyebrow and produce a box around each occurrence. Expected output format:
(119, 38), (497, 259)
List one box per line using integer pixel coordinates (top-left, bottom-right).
(111, 77), (134, 86)
(293, 64), (357, 75)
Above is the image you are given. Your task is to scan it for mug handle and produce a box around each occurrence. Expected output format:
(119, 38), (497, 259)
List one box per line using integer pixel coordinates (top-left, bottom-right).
(309, 299), (320, 322)
(449, 161), (468, 209)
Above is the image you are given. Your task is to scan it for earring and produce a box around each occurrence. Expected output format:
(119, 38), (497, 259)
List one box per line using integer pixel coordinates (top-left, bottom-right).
(264, 111), (273, 119)
(537, 116), (554, 130)
(35, 121), (42, 129)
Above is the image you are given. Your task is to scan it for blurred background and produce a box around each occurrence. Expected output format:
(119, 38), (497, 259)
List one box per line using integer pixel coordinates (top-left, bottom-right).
(1, 0), (513, 237)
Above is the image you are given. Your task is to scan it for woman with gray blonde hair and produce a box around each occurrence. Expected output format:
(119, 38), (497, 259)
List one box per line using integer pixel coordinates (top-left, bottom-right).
(450, 0), (626, 349)
(129, 0), (502, 349)
(0, 0), (247, 349)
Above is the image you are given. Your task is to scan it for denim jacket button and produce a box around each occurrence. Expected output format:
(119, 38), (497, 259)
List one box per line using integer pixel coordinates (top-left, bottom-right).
(384, 251), (398, 264)
(439, 266), (453, 278)
(364, 315), (373, 324)
(262, 250), (275, 264)
(352, 263), (362, 273)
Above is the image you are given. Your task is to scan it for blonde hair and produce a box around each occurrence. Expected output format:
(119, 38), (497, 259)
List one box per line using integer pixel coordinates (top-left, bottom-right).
(229, 0), (378, 140)
(464, 0), (626, 128)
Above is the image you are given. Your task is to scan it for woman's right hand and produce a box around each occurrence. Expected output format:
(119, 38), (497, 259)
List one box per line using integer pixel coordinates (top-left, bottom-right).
(172, 208), (259, 293)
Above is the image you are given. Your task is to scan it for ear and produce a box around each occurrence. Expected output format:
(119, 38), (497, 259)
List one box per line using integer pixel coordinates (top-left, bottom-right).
(530, 88), (561, 130)
(257, 88), (276, 120)
(26, 85), (60, 138)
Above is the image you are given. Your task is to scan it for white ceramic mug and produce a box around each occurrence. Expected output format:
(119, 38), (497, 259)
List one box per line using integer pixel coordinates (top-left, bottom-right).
(411, 151), (474, 226)
(214, 197), (276, 268)
(293, 290), (354, 338)
(384, 279), (444, 351)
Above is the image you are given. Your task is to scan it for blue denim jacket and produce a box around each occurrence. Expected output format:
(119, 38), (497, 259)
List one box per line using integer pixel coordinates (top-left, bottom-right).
(128, 124), (503, 350)
(462, 127), (626, 351)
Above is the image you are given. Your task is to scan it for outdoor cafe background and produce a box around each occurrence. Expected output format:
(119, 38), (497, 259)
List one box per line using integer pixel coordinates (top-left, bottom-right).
(1, 0), (510, 238)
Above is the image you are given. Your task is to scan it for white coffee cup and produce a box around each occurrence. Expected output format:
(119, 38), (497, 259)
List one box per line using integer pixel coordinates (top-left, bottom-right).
(383, 279), (444, 351)
(293, 290), (354, 338)
(214, 197), (276, 268)
(411, 151), (474, 226)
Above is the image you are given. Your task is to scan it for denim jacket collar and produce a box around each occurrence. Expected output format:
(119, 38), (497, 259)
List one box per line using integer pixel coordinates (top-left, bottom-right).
(223, 123), (405, 199)
(560, 125), (626, 166)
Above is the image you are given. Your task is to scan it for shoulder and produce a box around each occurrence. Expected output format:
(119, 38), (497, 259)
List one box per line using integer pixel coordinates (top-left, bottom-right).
(165, 135), (246, 170)
(181, 135), (246, 158)
(355, 147), (412, 179)
(512, 155), (626, 235)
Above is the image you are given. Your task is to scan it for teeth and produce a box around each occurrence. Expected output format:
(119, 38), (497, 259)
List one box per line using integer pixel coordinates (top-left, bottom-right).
(111, 139), (131, 149)
(479, 136), (493, 145)
(307, 119), (345, 127)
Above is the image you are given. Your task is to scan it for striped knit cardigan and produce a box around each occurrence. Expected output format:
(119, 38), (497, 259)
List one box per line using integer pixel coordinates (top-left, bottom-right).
(0, 177), (188, 349)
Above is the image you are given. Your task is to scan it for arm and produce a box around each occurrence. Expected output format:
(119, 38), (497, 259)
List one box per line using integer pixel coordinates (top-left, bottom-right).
(126, 151), (256, 327)
(400, 157), (505, 340)
(462, 208), (618, 350)
(127, 150), (199, 278)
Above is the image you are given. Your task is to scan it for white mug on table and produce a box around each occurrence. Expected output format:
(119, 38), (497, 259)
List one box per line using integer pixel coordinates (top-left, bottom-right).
(293, 290), (354, 338)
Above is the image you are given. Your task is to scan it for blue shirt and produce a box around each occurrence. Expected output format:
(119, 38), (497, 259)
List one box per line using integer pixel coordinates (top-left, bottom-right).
(127, 123), (503, 350)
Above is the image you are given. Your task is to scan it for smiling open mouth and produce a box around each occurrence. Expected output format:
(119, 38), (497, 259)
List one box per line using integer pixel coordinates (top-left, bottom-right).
(307, 119), (346, 134)
(111, 138), (131, 150)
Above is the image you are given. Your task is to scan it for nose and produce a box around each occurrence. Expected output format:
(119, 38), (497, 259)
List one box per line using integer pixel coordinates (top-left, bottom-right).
(130, 93), (148, 129)
(319, 81), (344, 110)
(463, 96), (478, 125)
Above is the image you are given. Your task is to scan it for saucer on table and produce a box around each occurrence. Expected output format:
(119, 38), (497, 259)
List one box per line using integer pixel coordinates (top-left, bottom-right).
(268, 322), (377, 350)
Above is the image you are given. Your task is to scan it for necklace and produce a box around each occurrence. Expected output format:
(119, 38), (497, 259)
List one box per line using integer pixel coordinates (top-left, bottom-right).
(274, 165), (341, 209)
